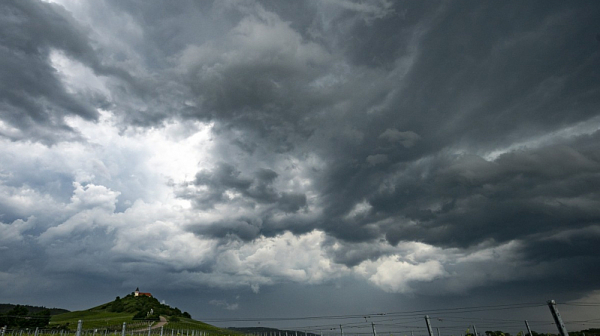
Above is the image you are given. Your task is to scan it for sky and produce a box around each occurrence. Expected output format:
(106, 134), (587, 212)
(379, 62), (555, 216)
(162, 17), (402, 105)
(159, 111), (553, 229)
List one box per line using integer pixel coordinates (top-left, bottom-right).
(1, 0), (600, 335)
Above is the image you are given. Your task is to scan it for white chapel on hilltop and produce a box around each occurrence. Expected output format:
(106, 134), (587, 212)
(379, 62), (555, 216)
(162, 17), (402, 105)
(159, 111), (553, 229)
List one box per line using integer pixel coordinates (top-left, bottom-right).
(134, 287), (152, 297)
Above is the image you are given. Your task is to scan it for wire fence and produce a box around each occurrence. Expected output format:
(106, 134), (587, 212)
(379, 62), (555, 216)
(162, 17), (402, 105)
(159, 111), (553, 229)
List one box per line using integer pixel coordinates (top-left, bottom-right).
(2, 301), (599, 336)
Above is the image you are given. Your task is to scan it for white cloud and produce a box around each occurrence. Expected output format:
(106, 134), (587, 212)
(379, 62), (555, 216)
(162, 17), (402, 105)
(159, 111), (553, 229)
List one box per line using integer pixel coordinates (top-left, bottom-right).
(363, 257), (446, 293)
(0, 216), (35, 243)
(209, 299), (239, 311)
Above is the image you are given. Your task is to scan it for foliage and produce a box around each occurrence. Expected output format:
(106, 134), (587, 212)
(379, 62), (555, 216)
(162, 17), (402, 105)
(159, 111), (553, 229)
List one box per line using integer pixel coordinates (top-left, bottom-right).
(569, 329), (600, 336)
(0, 305), (51, 328)
(95, 293), (187, 319)
(0, 304), (69, 316)
(486, 331), (511, 336)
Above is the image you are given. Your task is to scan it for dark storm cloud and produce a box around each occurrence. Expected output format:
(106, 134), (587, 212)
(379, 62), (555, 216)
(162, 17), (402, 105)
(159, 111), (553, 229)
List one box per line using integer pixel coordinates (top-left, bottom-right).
(183, 162), (307, 209)
(0, 0), (186, 143)
(168, 1), (600, 255)
(182, 162), (307, 240)
(4, 0), (600, 314)
(0, 0), (100, 142)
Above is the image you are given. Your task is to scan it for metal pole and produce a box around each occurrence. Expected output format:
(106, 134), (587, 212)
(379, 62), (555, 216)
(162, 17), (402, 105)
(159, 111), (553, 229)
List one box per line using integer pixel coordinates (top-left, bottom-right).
(425, 316), (434, 336)
(473, 326), (478, 336)
(547, 300), (568, 336)
(524, 320), (533, 336)
(371, 323), (377, 336)
(76, 321), (83, 336)
(121, 323), (126, 336)
(160, 327), (163, 336)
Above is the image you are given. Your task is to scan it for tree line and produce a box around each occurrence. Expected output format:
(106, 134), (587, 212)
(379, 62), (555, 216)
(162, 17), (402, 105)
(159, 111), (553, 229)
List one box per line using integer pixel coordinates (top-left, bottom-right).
(0, 305), (51, 328)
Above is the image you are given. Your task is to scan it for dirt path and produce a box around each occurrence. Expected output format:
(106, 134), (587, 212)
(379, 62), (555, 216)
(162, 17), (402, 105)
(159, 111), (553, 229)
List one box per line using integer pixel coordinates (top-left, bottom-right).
(132, 316), (168, 332)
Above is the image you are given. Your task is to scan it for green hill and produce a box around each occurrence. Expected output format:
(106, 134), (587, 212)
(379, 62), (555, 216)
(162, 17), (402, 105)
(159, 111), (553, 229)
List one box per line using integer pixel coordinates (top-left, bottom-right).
(48, 291), (234, 335)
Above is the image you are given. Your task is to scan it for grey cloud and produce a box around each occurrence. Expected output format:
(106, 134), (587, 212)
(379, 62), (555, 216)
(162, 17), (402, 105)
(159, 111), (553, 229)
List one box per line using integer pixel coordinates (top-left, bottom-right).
(0, 0), (162, 143)
(190, 163), (308, 211)
(366, 154), (388, 166)
(191, 217), (263, 242)
(4, 0), (600, 316)
(0, 0), (98, 143)
(379, 129), (421, 148)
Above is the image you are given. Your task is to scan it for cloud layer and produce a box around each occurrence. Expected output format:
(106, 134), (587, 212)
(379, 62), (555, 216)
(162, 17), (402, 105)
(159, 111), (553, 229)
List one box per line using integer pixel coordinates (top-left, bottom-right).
(1, 0), (600, 328)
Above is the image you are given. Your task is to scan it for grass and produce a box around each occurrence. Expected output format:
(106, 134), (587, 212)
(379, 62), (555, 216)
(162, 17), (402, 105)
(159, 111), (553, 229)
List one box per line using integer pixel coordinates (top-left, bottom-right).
(163, 318), (227, 333)
(48, 312), (236, 335)
(50, 311), (137, 330)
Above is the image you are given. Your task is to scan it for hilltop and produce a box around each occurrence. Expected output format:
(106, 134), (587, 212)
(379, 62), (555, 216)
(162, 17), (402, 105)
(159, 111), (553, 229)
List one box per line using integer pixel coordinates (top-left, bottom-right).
(46, 290), (233, 335)
(92, 291), (191, 321)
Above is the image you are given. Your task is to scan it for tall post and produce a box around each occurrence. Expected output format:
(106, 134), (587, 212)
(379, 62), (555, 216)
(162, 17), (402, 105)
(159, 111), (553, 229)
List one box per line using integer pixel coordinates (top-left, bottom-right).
(425, 316), (434, 336)
(524, 320), (533, 336)
(76, 320), (83, 336)
(339, 326), (343, 336)
(160, 327), (163, 336)
(547, 300), (568, 336)
(473, 326), (478, 336)
(121, 323), (126, 336)
(371, 323), (377, 336)
(147, 324), (151, 336)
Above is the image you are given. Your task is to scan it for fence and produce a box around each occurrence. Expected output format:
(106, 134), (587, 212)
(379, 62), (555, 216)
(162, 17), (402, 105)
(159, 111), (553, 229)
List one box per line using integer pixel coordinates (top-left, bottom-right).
(2, 301), (599, 336)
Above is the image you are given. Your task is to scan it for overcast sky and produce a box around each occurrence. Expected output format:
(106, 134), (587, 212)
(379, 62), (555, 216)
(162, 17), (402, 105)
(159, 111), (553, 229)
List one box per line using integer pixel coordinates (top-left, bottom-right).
(1, 0), (600, 334)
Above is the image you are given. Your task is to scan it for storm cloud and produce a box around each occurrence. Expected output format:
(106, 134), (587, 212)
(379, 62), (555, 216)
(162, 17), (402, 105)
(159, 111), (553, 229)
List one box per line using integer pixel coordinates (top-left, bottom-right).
(1, 0), (600, 331)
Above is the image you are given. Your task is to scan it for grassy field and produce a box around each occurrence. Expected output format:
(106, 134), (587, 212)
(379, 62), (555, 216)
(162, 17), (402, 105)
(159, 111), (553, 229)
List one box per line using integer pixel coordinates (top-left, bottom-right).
(48, 312), (236, 335)
(162, 318), (227, 333)
(50, 311), (138, 330)
(11, 294), (239, 336)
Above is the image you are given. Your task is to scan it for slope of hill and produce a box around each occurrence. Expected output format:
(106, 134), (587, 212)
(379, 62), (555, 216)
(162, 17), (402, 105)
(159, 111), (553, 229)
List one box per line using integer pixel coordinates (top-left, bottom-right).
(48, 292), (234, 335)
